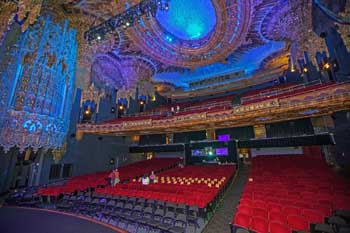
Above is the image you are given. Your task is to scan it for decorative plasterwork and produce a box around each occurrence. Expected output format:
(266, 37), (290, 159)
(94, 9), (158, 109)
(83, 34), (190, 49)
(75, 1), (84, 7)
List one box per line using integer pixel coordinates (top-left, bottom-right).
(77, 83), (350, 136)
(0, 17), (77, 152)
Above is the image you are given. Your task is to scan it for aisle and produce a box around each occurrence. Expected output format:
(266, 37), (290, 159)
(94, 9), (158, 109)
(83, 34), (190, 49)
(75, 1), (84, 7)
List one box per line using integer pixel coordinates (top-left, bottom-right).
(203, 164), (249, 233)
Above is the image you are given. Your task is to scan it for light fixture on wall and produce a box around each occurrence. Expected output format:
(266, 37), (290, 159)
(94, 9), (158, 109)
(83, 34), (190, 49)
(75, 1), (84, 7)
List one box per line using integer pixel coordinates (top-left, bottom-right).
(323, 62), (331, 70)
(302, 65), (308, 73)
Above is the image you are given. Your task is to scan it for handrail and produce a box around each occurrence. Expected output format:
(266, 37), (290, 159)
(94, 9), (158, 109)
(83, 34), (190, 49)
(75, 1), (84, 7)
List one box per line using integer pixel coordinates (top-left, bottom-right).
(100, 82), (348, 125)
(78, 90), (350, 132)
(241, 80), (323, 103)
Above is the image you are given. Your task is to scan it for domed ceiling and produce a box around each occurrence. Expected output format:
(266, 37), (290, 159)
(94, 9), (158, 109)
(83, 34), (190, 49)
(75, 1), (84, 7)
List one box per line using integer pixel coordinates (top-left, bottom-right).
(156, 0), (216, 41)
(43, 0), (336, 94)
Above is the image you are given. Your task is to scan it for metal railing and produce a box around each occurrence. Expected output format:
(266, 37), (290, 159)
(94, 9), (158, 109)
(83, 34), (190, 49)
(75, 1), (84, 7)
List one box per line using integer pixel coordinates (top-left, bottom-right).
(241, 80), (323, 103)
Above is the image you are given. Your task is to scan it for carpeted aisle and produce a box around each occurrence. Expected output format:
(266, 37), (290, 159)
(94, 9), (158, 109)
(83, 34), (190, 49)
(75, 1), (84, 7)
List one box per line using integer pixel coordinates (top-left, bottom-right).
(203, 164), (249, 233)
(0, 206), (124, 233)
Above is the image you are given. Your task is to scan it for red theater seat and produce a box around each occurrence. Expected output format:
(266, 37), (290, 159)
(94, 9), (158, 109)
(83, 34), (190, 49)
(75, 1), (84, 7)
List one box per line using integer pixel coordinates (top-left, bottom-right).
(283, 206), (301, 216)
(302, 209), (324, 223)
(287, 215), (309, 231)
(234, 212), (251, 229)
(268, 203), (282, 213)
(269, 211), (287, 224)
(251, 217), (269, 233)
(253, 200), (267, 209)
(253, 208), (268, 219)
(237, 205), (253, 215)
(269, 222), (291, 233)
(240, 198), (252, 206)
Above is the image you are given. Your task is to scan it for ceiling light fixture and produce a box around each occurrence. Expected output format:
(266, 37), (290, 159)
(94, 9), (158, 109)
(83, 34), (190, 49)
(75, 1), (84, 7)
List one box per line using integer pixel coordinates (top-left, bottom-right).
(84, 0), (170, 42)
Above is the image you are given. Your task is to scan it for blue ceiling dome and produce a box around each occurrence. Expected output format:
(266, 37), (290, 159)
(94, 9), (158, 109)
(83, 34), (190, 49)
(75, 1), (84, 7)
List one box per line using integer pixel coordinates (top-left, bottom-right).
(156, 0), (217, 40)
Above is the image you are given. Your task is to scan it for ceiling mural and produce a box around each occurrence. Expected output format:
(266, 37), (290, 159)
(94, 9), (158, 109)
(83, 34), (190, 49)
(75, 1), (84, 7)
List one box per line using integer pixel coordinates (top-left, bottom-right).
(2, 0), (348, 96)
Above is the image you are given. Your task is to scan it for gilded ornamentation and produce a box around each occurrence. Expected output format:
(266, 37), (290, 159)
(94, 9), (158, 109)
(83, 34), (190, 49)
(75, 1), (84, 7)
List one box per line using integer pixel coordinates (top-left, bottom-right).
(52, 141), (67, 162)
(0, 17), (77, 153)
(17, 0), (43, 32)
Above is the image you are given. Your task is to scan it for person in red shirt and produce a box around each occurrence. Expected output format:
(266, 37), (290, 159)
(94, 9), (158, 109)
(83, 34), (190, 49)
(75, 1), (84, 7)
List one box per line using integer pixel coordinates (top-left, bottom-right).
(108, 168), (120, 186)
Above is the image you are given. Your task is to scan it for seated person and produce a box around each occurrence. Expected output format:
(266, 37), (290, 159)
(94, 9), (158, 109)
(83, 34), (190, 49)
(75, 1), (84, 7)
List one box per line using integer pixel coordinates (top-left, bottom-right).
(141, 175), (150, 185)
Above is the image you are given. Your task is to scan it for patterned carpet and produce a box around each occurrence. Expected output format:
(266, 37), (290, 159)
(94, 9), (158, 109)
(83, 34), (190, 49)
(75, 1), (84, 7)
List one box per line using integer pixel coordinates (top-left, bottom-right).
(203, 164), (249, 233)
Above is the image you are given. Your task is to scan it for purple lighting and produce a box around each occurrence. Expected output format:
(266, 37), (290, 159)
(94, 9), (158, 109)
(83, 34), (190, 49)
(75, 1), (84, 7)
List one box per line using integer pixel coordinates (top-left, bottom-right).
(216, 148), (229, 156)
(218, 134), (230, 141)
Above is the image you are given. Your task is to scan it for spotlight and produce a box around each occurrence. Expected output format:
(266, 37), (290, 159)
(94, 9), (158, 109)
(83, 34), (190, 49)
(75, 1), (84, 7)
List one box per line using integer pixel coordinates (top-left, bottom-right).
(119, 105), (124, 110)
(290, 67), (296, 73)
(97, 35), (101, 40)
(126, 22), (130, 27)
(140, 100), (145, 105)
(84, 110), (90, 115)
(323, 62), (331, 70)
(165, 35), (173, 42)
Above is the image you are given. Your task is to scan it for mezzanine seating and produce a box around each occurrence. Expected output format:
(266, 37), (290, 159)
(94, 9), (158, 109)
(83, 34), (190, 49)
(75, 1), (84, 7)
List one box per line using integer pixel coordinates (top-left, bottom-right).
(241, 82), (337, 105)
(103, 114), (167, 124)
(231, 154), (349, 233)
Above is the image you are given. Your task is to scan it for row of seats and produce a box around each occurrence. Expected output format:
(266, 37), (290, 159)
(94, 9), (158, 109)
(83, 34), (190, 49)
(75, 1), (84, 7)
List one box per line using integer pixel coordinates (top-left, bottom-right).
(96, 184), (216, 208)
(98, 82), (342, 125)
(56, 191), (206, 233)
(242, 84), (296, 101)
(103, 114), (167, 124)
(95, 165), (236, 208)
(147, 95), (234, 114)
(37, 158), (181, 197)
(156, 165), (235, 180)
(231, 154), (349, 233)
(241, 82), (337, 104)
(98, 94), (234, 124)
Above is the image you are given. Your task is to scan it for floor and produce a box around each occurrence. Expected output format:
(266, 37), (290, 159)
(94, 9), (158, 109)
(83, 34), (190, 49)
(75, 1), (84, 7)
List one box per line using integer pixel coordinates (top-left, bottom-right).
(0, 206), (126, 233)
(203, 164), (249, 233)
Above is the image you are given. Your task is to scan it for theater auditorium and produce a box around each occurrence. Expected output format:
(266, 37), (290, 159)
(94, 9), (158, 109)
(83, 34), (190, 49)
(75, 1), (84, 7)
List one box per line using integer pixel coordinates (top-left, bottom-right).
(0, 1), (349, 233)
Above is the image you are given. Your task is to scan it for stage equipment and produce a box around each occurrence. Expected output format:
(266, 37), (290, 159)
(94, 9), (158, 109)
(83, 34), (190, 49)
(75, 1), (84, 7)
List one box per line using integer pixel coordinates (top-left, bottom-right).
(84, 0), (170, 42)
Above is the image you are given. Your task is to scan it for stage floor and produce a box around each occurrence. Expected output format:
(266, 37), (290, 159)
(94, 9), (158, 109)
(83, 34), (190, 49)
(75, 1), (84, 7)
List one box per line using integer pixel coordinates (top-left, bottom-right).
(0, 206), (125, 233)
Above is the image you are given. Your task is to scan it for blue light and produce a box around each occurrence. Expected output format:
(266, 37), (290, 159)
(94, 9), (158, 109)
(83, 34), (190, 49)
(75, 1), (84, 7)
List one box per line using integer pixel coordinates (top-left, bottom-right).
(165, 35), (173, 42)
(156, 0), (216, 40)
(0, 17), (77, 152)
(153, 41), (286, 87)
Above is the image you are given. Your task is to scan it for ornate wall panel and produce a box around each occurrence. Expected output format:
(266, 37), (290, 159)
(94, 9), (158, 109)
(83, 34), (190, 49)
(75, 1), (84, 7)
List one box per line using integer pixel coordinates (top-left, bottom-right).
(0, 17), (77, 152)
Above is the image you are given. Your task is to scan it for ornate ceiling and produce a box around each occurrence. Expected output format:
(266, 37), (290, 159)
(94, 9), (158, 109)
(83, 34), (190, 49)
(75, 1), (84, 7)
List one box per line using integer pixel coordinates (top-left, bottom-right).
(2, 0), (348, 95)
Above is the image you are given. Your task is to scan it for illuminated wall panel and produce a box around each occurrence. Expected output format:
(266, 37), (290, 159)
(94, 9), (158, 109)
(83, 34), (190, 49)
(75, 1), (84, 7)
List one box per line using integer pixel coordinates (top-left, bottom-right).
(0, 17), (77, 152)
